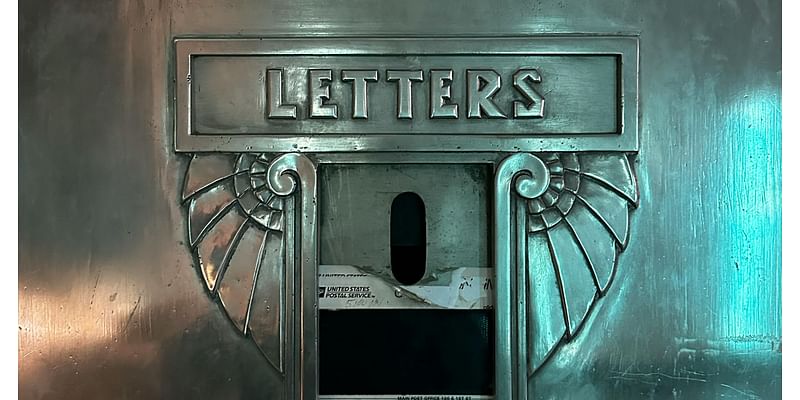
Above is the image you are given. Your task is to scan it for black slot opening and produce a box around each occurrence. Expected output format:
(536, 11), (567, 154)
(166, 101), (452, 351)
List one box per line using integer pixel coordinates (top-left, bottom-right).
(390, 192), (426, 285)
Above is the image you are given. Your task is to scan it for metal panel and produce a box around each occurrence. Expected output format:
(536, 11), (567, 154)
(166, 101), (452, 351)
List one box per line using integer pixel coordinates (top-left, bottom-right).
(174, 37), (638, 152)
(19, 1), (780, 399)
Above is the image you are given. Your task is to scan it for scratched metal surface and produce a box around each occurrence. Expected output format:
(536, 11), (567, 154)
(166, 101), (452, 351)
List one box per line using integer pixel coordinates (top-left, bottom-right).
(19, 0), (781, 399)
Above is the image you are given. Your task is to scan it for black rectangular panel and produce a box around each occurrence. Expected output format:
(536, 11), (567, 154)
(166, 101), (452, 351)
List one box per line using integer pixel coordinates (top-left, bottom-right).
(319, 309), (495, 395)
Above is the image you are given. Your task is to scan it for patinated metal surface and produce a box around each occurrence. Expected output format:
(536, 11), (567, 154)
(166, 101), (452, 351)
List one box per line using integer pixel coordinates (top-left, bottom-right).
(20, 0), (780, 399)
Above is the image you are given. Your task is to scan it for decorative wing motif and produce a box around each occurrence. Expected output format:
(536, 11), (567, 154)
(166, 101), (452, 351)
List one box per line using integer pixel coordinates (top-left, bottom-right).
(181, 150), (635, 382)
(525, 152), (638, 374)
(182, 153), (288, 372)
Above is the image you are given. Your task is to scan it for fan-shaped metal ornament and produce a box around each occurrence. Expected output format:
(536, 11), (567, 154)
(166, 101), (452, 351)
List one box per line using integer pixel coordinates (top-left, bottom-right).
(522, 152), (638, 374)
(181, 152), (301, 373)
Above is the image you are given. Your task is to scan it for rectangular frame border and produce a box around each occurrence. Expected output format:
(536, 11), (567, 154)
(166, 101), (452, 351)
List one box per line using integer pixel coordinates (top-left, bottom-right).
(174, 36), (639, 153)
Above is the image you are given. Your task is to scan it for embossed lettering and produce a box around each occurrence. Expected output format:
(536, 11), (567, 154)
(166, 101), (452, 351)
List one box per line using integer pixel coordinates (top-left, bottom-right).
(342, 70), (378, 119)
(387, 70), (424, 119)
(308, 69), (338, 119)
(267, 67), (549, 122)
(467, 70), (506, 119)
(430, 69), (458, 119)
(266, 69), (297, 119)
(513, 69), (545, 119)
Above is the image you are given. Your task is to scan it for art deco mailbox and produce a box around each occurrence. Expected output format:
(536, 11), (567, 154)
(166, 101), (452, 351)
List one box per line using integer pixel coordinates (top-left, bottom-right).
(20, 1), (781, 399)
(176, 37), (639, 399)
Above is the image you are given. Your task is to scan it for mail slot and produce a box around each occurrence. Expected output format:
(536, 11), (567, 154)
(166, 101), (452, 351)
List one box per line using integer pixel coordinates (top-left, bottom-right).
(318, 164), (493, 397)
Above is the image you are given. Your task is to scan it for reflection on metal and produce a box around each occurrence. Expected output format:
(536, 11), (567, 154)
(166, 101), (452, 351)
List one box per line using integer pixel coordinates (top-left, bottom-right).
(493, 151), (639, 397)
(182, 152), (318, 399)
(20, 0), (781, 397)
